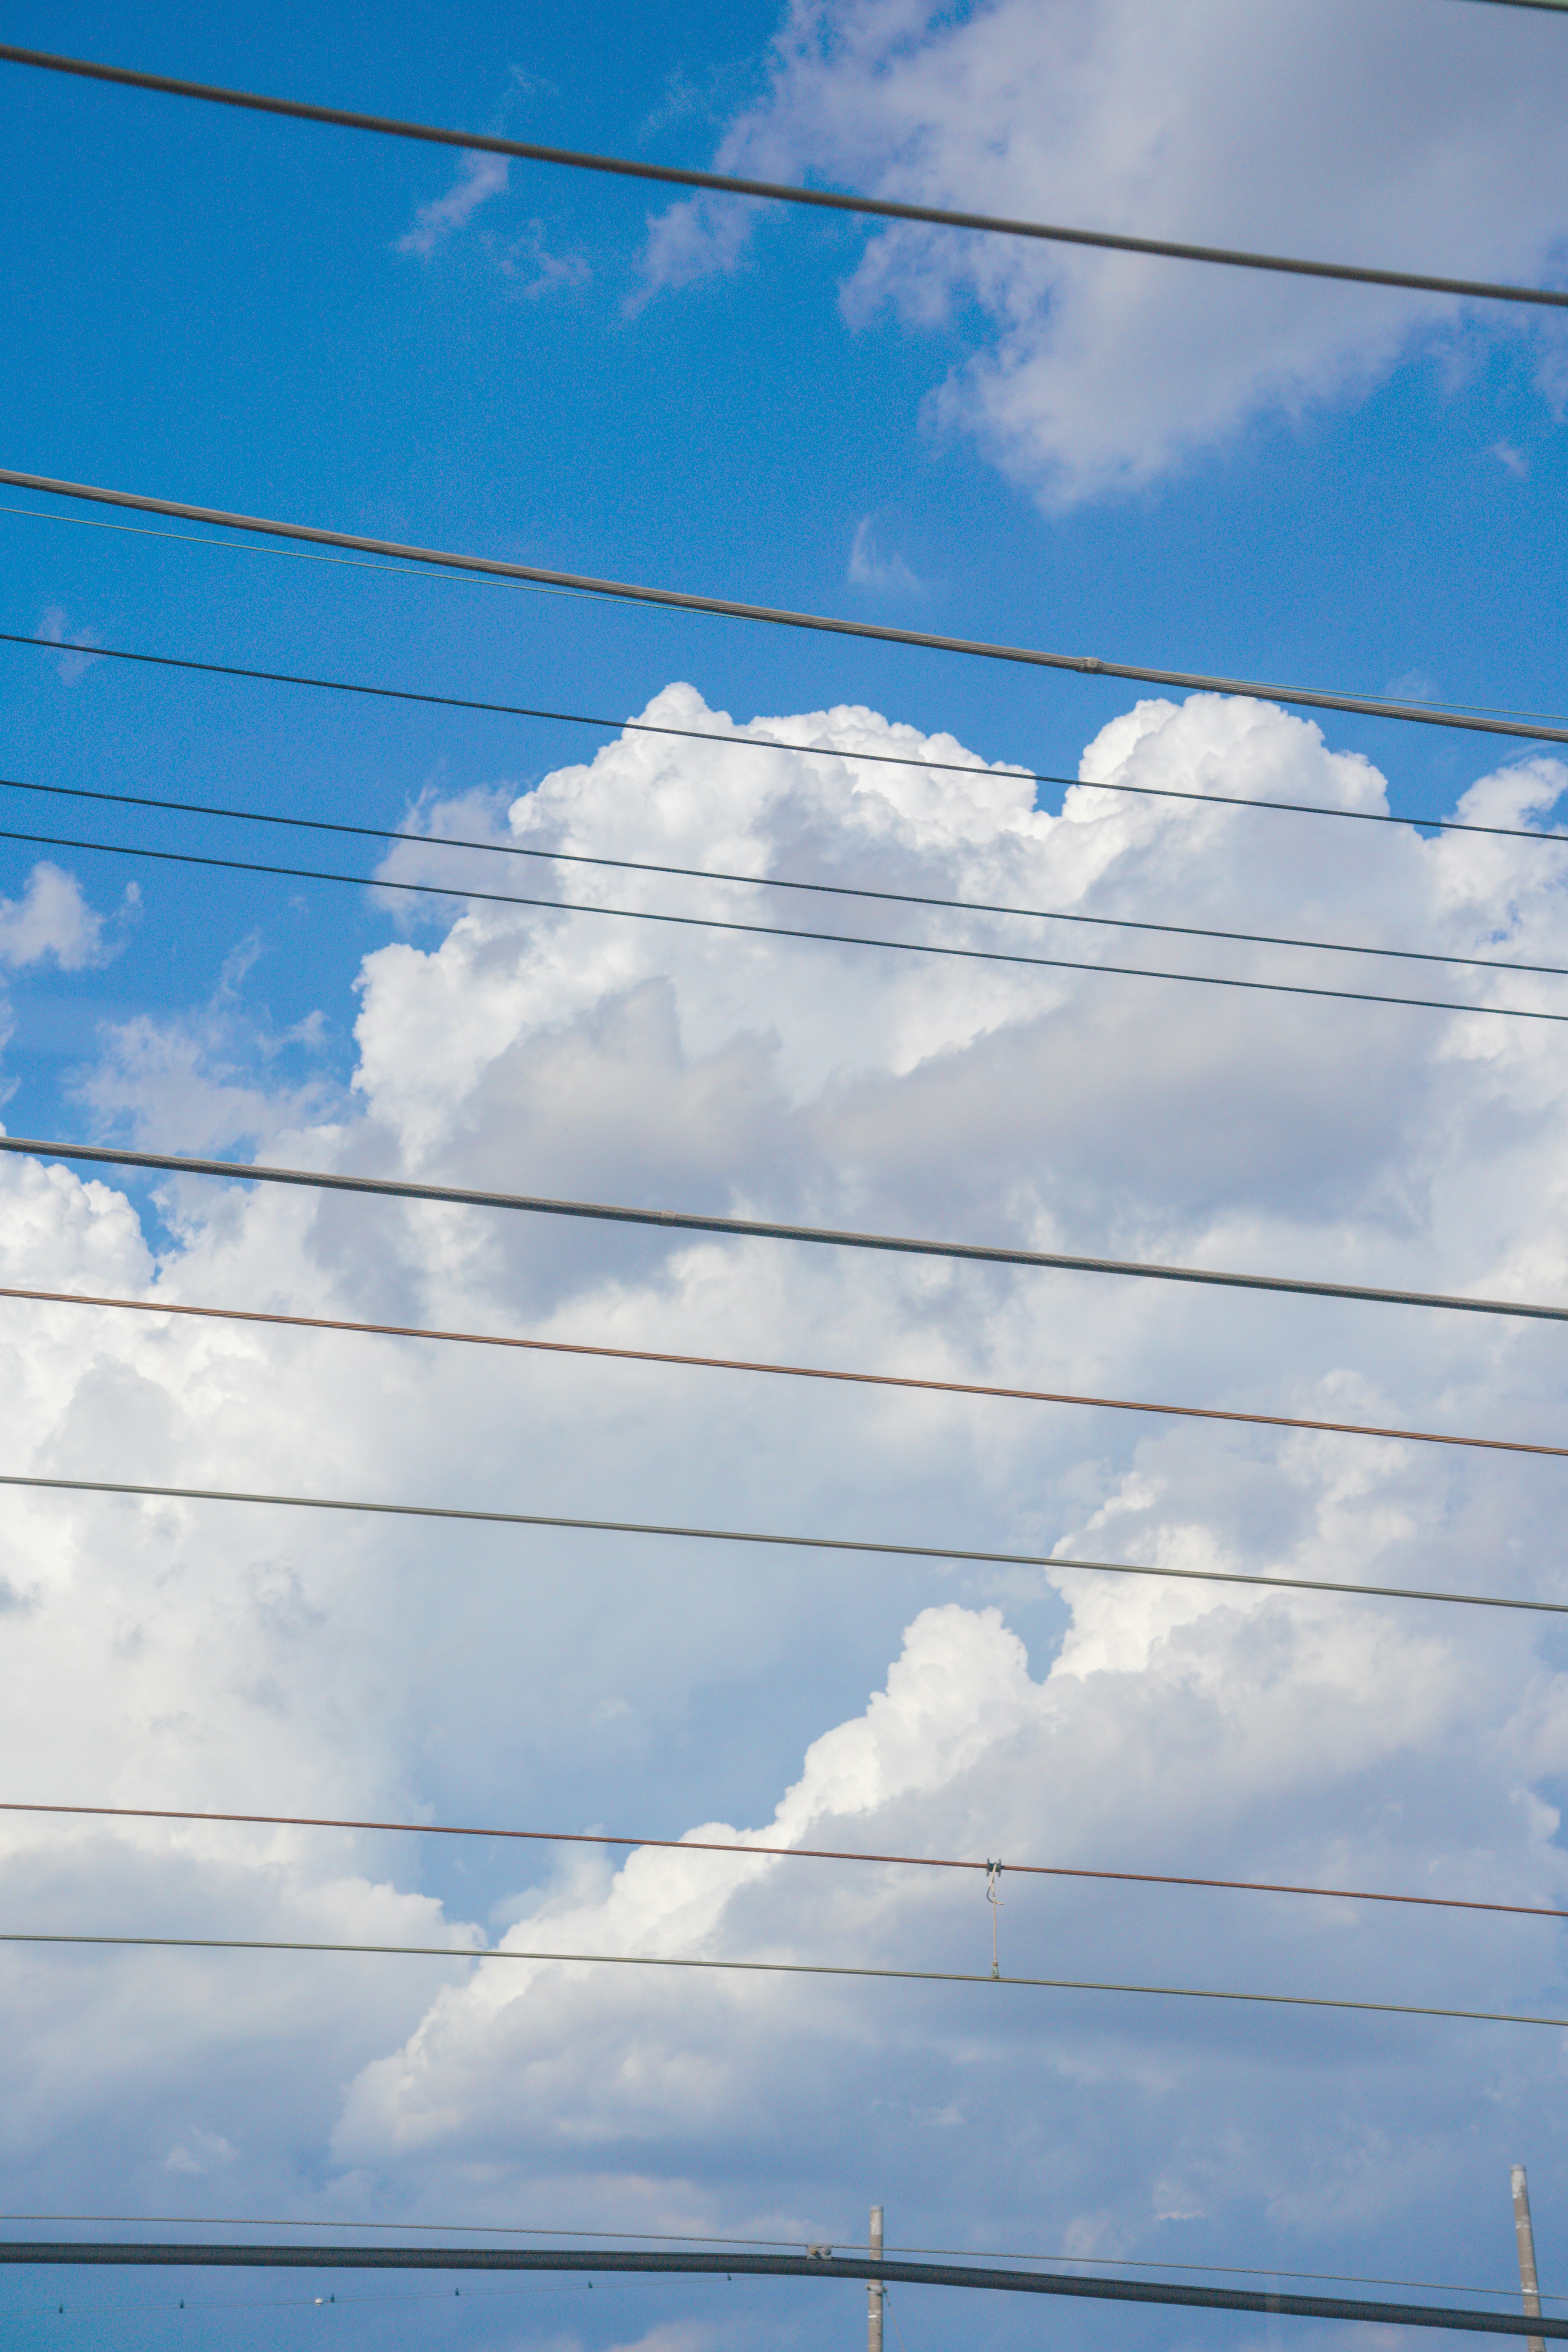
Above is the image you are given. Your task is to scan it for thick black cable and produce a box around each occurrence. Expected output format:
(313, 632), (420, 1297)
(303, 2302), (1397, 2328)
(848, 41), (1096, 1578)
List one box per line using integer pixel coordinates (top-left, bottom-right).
(4, 1132), (1567, 1325)
(3, 44), (1566, 310)
(7, 767), (1568, 984)
(4, 1935), (1568, 2035)
(5, 814), (1563, 1022)
(7, 624), (1568, 840)
(2, 2246), (1567, 2336)
(0, 1469), (1559, 1613)
(0, 2216), (1552, 2301)
(4, 467), (1567, 748)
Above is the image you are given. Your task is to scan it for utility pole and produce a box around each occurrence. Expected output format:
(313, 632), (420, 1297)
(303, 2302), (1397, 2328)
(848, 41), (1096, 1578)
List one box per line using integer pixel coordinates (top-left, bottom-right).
(1512, 2164), (1547, 2352)
(869, 2205), (884, 2352)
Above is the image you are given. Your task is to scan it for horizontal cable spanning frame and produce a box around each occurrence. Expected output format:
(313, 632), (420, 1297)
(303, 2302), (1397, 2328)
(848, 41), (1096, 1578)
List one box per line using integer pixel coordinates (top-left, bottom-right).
(0, 2218), (1555, 2305)
(8, 1279), (1566, 1463)
(10, 771), (1568, 986)
(2, 818), (1559, 1025)
(0, 2248), (1566, 2339)
(4, 470), (1567, 749)
(10, 1795), (1568, 1924)
(4, 43), (1567, 312)
(2, 1470), (1560, 1614)
(6, 1132), (1568, 1326)
(7, 1934), (1568, 2038)
(8, 628), (1568, 837)
(0, 2247), (1563, 2339)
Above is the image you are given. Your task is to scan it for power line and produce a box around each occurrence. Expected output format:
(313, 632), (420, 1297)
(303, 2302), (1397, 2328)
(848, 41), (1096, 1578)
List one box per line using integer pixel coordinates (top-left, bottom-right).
(1, 1468), (1559, 1613)
(12, 620), (1568, 784)
(6, 815), (1562, 1025)
(10, 1795), (1568, 1923)
(0, 2216), (1552, 2303)
(2, 2245), (1564, 2339)
(9, 1278), (1566, 1462)
(4, 43), (1567, 313)
(6, 1931), (1568, 2036)
(9, 771), (1568, 987)
(6, 1132), (1568, 1326)
(5, 468), (1567, 749)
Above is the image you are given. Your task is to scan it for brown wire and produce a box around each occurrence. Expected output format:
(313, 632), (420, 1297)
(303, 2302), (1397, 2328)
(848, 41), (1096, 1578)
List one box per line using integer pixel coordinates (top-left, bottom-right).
(3, 1799), (1565, 1923)
(3, 1281), (1564, 1461)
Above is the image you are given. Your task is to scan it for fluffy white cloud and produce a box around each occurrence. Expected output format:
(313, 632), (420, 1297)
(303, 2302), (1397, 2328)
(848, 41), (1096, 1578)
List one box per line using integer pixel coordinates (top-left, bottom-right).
(4, 686), (1568, 2302)
(637, 0), (1568, 502)
(0, 861), (111, 971)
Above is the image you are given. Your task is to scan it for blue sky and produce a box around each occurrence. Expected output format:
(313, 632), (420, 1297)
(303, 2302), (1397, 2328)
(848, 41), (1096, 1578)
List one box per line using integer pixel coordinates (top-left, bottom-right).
(4, 0), (1567, 1132)
(5, 5), (1568, 2352)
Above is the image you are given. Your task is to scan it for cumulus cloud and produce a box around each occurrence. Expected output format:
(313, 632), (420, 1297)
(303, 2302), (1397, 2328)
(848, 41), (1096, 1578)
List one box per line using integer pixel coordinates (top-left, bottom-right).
(396, 149), (512, 256)
(0, 862), (112, 971)
(637, 0), (1568, 503)
(7, 687), (1568, 2288)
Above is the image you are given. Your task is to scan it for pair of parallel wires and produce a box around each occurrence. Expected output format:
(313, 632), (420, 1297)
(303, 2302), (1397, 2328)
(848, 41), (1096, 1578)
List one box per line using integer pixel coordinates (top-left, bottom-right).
(6, 626), (1568, 1026)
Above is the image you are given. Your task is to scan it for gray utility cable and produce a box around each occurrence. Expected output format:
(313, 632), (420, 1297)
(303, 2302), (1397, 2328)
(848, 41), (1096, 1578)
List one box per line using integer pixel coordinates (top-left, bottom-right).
(4, 1933), (1568, 2035)
(0, 2247), (1563, 2338)
(2, 43), (1566, 310)
(0, 2214), (1563, 2306)
(2, 468), (1565, 749)
(0, 2218), (1552, 2301)
(4, 1132), (1568, 1325)
(4, 626), (1568, 839)
(0, 1470), (1558, 1613)
(9, 771), (1568, 986)
(3, 815), (1561, 1025)
(9, 1277), (1568, 1461)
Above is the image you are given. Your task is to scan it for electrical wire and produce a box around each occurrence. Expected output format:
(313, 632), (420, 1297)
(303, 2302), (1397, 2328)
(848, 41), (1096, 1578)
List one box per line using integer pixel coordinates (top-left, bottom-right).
(0, 2250), (1562, 2343)
(0, 2214), (1553, 2301)
(6, 1132), (1568, 1326)
(9, 1795), (1568, 1924)
(9, 621), (1568, 842)
(3, 44), (1566, 312)
(5, 1932), (1568, 2034)
(0, 1469), (1559, 1613)
(8, 1278), (1566, 1462)
(9, 769), (1568, 985)
(5, 815), (1563, 1025)
(0, 502), (602, 602)
(5, 467), (1567, 749)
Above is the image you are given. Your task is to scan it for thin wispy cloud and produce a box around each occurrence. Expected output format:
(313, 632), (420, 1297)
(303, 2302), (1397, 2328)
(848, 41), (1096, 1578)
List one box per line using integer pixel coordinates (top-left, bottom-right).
(396, 149), (511, 257)
(35, 604), (100, 684)
(849, 515), (922, 594)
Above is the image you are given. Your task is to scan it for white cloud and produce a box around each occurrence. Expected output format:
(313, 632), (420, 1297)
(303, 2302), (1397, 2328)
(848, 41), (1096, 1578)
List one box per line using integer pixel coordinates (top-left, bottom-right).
(0, 862), (111, 971)
(637, 0), (1568, 504)
(35, 605), (102, 685)
(1491, 439), (1530, 478)
(495, 218), (592, 299)
(848, 517), (921, 594)
(7, 687), (1568, 2277)
(396, 149), (512, 257)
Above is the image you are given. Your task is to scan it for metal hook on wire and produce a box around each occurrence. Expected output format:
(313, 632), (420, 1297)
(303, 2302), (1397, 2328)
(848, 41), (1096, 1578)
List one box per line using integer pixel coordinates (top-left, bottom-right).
(985, 1859), (1003, 1979)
